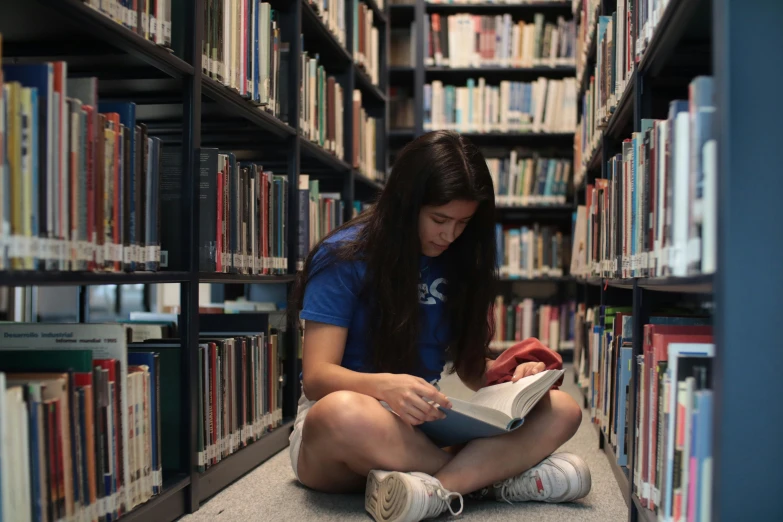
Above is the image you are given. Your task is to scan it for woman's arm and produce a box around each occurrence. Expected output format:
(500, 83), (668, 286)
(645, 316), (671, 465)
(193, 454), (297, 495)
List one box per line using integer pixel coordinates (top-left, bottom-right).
(301, 320), (452, 425)
(301, 320), (387, 401)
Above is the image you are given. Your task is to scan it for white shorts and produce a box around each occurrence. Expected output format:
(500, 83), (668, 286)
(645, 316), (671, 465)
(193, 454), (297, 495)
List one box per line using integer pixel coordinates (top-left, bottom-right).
(288, 387), (397, 483)
(289, 387), (317, 483)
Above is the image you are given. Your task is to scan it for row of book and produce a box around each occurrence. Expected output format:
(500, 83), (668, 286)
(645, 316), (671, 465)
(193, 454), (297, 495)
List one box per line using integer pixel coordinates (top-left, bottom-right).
(490, 297), (576, 353)
(309, 0), (348, 48)
(570, 76), (717, 279)
(576, 306), (713, 522)
(574, 1), (636, 177)
(495, 223), (571, 279)
(300, 52), (346, 160)
(196, 329), (285, 472)
(1, 59), (164, 273)
(352, 91), (381, 180)
(181, 151), (290, 275)
(83, 0), (172, 48)
(0, 323), (164, 522)
(574, 0), (676, 181)
(423, 77), (577, 133)
(424, 13), (575, 68)
(0, 317), (285, 522)
(355, 2), (382, 86)
(202, 1), (289, 122)
(296, 175), (346, 270)
(486, 154), (572, 206)
(574, 0), (600, 88)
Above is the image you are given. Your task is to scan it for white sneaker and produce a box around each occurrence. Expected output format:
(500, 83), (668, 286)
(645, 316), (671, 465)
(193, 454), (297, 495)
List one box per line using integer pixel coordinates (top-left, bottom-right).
(365, 470), (464, 522)
(494, 452), (591, 504)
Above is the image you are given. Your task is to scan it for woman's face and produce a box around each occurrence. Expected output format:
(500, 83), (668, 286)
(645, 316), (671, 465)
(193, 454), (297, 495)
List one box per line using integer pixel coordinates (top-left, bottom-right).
(418, 199), (478, 257)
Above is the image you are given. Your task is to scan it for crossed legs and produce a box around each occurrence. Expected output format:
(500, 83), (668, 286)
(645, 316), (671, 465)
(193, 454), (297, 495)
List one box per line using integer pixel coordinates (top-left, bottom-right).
(295, 388), (582, 495)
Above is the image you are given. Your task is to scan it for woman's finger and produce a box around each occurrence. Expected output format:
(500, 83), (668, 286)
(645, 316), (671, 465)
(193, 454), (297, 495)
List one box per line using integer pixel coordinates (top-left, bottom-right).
(408, 394), (443, 421)
(416, 383), (452, 409)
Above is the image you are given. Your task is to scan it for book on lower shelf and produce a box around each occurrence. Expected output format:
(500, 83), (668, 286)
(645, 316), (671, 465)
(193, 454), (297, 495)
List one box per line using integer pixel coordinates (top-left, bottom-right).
(491, 296), (576, 353)
(0, 322), (169, 521)
(419, 369), (566, 447)
(571, 76), (717, 280)
(424, 10), (576, 68)
(487, 153), (572, 206)
(195, 312), (285, 471)
(160, 149), (289, 275)
(1, 57), (164, 273)
(575, 306), (715, 521)
(84, 0), (173, 48)
(424, 77), (577, 134)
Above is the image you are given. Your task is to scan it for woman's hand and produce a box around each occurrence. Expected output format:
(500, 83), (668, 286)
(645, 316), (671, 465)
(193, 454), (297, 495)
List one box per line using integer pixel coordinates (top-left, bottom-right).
(374, 373), (453, 426)
(512, 361), (546, 382)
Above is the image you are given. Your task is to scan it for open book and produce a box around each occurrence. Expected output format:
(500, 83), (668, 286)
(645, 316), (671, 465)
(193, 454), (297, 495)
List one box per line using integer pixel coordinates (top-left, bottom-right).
(418, 369), (565, 447)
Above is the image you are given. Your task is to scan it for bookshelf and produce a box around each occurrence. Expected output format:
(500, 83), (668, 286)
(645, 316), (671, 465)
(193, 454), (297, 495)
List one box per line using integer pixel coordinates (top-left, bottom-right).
(0, 0), (389, 520)
(390, 2), (581, 351)
(572, 0), (783, 521)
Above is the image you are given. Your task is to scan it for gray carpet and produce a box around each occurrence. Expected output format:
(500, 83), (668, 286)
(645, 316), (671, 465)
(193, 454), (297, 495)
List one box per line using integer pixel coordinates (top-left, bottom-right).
(180, 366), (628, 521)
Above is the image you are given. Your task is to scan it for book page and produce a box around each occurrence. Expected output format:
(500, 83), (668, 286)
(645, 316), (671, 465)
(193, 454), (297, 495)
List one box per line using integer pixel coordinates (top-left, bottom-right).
(467, 370), (564, 419)
(447, 398), (513, 430)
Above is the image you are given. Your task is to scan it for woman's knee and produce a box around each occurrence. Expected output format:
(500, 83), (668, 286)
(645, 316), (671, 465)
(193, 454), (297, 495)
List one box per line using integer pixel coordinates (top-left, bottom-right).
(303, 390), (388, 449)
(547, 389), (583, 439)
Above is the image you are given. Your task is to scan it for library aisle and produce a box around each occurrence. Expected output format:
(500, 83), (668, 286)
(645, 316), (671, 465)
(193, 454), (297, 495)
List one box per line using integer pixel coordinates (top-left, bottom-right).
(179, 366), (627, 522)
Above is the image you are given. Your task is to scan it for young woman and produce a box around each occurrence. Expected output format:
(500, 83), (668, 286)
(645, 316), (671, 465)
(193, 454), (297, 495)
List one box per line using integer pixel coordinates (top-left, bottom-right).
(289, 130), (590, 522)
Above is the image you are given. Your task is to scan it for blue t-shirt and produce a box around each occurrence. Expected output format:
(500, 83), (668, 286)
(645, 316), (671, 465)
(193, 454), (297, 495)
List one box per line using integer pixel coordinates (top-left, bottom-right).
(300, 227), (449, 382)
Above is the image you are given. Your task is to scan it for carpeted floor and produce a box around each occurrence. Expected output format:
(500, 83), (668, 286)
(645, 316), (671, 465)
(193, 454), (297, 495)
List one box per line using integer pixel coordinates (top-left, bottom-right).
(180, 366), (628, 521)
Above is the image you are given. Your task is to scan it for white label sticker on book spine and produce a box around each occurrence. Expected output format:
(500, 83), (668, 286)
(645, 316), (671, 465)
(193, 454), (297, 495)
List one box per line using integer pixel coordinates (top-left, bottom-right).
(150, 16), (157, 36)
(123, 247), (132, 265)
(688, 237), (701, 264)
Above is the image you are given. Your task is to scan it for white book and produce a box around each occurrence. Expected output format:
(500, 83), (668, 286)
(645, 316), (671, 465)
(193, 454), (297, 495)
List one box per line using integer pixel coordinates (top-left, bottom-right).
(671, 111), (690, 276)
(700, 140), (717, 274)
(656, 121), (668, 276)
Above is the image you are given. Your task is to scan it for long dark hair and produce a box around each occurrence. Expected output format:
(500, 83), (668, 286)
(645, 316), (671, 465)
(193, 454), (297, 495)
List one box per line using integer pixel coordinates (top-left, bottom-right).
(290, 130), (497, 384)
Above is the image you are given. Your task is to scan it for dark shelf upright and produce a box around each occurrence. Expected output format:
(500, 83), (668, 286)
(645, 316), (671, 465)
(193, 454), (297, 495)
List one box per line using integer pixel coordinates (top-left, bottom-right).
(713, 1), (783, 521)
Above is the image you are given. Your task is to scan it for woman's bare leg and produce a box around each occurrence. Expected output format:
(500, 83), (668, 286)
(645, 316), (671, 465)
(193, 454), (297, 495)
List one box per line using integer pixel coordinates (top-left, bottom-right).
(296, 390), (453, 493)
(434, 389), (583, 494)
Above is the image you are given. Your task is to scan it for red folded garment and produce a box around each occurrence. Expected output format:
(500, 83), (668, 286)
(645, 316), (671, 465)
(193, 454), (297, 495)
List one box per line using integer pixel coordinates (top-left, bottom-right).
(485, 337), (564, 388)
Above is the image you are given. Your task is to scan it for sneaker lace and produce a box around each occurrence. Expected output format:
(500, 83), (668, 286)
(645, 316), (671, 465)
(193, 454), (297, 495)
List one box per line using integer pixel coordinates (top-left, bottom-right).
(423, 483), (464, 517)
(496, 467), (551, 504)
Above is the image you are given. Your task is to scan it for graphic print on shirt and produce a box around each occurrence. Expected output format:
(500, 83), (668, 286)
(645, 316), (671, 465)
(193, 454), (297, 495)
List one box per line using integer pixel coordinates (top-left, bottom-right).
(419, 276), (447, 305)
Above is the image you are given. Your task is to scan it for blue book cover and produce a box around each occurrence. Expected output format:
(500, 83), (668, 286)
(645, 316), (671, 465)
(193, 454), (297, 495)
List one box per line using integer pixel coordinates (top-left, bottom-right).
(418, 370), (565, 447)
